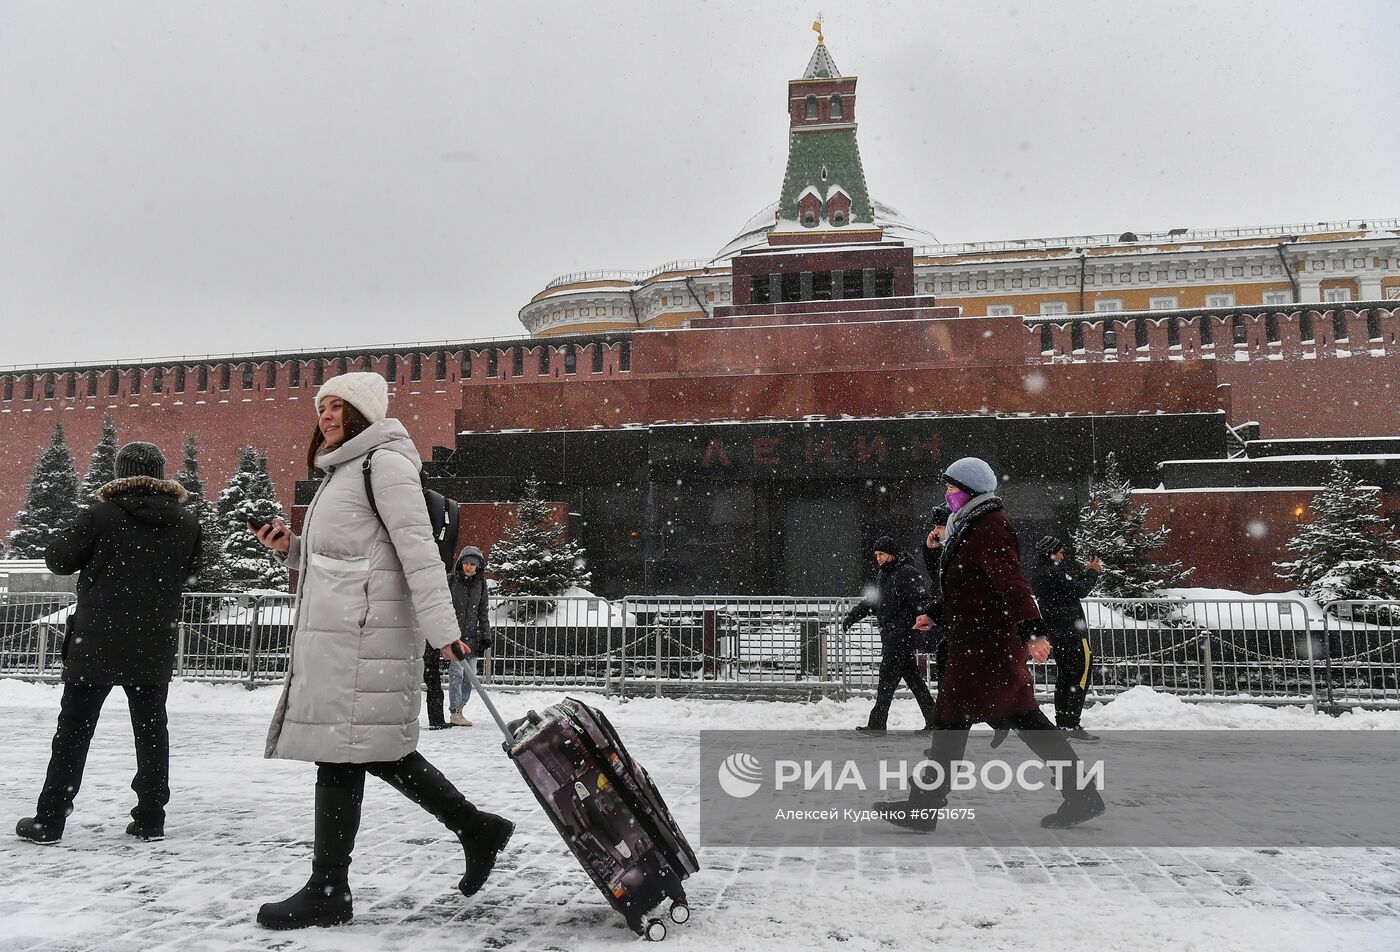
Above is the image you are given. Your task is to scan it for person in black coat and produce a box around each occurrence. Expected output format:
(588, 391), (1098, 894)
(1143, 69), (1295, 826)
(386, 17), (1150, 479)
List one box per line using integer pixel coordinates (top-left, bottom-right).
(16, 442), (201, 845)
(445, 546), (491, 727)
(842, 536), (938, 732)
(1031, 536), (1103, 741)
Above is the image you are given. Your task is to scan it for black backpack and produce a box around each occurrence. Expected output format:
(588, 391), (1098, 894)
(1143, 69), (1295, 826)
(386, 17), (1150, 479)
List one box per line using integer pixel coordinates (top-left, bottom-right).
(361, 449), (461, 569)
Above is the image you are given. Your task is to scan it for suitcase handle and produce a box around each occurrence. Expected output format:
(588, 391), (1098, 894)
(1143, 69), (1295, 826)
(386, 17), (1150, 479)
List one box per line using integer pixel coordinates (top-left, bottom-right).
(461, 660), (518, 746)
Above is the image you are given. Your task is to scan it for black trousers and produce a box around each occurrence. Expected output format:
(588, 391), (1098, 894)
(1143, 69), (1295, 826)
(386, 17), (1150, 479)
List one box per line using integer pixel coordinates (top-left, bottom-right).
(312, 750), (474, 868)
(907, 707), (1090, 808)
(1052, 634), (1093, 729)
(422, 649), (445, 727)
(36, 682), (170, 827)
(868, 650), (938, 729)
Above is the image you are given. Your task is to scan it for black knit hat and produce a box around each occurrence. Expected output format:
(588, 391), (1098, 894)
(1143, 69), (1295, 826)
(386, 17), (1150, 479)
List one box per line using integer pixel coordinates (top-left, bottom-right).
(872, 535), (898, 556)
(927, 505), (951, 531)
(115, 442), (166, 480)
(1036, 535), (1065, 559)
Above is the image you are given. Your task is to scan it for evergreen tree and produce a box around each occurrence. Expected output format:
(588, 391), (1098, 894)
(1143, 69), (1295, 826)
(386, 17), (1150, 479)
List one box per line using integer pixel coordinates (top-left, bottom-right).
(174, 435), (231, 593)
(78, 415), (118, 506)
(1072, 452), (1192, 598)
(8, 422), (81, 558)
(1276, 461), (1400, 604)
(216, 446), (289, 591)
(174, 434), (204, 501)
(490, 476), (591, 619)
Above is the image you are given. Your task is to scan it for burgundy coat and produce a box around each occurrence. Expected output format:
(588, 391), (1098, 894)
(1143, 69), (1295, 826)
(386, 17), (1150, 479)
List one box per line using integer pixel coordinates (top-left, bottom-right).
(934, 503), (1042, 725)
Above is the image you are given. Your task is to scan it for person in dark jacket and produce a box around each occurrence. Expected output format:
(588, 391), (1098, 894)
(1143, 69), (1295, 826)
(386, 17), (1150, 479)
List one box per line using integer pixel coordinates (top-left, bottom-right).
(842, 536), (938, 732)
(1032, 536), (1103, 742)
(921, 505), (952, 681)
(16, 442), (201, 845)
(874, 458), (1105, 832)
(446, 545), (491, 727)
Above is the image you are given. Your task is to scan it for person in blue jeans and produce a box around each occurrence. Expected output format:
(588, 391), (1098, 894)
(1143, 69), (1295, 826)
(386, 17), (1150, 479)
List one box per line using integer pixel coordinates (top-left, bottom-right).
(446, 546), (491, 726)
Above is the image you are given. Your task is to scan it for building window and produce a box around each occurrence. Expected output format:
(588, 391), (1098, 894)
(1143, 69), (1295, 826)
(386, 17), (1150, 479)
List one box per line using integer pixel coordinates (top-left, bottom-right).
(829, 94), (843, 118)
(1103, 327), (1118, 350)
(805, 94), (818, 119)
(802, 209), (817, 226)
(751, 275), (772, 305)
(1149, 296), (1178, 310)
(1094, 299), (1123, 313)
(1040, 302), (1068, 316)
(812, 271), (833, 300)
(987, 304), (1014, 317)
(781, 272), (801, 303)
(843, 270), (864, 299)
(1332, 312), (1349, 341)
(831, 209), (846, 225)
(1324, 287), (1352, 303)
(1262, 290), (1292, 306)
(873, 270), (895, 297)
(1232, 315), (1248, 346)
(1206, 292), (1236, 308)
(1386, 286), (1400, 301)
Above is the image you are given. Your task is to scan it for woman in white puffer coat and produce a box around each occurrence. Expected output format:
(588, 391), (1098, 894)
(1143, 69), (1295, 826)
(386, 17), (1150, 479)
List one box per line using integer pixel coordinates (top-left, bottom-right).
(251, 372), (514, 931)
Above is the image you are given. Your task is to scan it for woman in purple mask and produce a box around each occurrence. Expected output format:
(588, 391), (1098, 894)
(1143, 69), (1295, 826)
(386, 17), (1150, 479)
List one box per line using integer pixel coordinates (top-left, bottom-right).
(875, 456), (1105, 832)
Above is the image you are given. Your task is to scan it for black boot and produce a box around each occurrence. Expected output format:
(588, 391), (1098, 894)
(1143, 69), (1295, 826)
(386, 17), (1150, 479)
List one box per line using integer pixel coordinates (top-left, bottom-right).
(256, 863), (353, 930)
(16, 816), (63, 845)
(125, 819), (165, 841)
(456, 808), (516, 897)
(1040, 788), (1106, 828)
(371, 752), (514, 897)
(257, 768), (362, 930)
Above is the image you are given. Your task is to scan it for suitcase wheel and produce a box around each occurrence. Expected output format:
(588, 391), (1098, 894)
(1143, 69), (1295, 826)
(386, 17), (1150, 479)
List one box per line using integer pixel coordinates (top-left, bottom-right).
(668, 900), (690, 925)
(644, 919), (667, 942)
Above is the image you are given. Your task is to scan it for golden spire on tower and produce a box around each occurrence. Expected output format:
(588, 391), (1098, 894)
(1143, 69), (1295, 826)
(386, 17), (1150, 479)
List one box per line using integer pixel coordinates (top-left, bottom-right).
(812, 13), (824, 45)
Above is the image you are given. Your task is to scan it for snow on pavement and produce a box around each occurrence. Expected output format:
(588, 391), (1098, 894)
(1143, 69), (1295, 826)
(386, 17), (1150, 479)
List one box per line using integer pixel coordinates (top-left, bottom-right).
(0, 680), (1396, 951)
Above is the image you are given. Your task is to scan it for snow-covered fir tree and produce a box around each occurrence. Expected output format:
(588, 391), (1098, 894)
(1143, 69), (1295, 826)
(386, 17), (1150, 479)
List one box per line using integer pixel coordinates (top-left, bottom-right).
(1072, 452), (1192, 598)
(175, 435), (231, 593)
(78, 415), (118, 506)
(8, 422), (81, 558)
(216, 446), (288, 591)
(1277, 461), (1400, 604)
(173, 434), (204, 501)
(491, 476), (591, 618)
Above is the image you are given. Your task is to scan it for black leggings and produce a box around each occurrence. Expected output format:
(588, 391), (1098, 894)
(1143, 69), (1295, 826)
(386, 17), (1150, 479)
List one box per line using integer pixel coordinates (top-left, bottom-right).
(908, 707), (1089, 808)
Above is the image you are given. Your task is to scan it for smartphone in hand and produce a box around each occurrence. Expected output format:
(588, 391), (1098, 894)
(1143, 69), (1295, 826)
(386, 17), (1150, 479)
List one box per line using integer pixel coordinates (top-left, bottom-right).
(248, 517), (270, 533)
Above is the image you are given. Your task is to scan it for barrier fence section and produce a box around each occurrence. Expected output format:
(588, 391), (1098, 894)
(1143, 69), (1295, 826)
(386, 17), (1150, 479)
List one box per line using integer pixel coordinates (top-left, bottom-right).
(0, 592), (1397, 709)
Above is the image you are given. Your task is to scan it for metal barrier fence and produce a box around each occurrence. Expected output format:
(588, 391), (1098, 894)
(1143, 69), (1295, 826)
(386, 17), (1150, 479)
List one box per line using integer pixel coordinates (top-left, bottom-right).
(1, 592), (1397, 709)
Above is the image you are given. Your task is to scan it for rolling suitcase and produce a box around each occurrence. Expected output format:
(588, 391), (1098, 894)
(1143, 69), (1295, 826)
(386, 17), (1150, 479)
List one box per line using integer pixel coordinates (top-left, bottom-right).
(464, 665), (700, 941)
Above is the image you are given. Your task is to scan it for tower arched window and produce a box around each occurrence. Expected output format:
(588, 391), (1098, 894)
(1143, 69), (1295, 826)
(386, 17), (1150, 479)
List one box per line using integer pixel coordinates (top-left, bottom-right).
(805, 94), (818, 119)
(830, 94), (843, 119)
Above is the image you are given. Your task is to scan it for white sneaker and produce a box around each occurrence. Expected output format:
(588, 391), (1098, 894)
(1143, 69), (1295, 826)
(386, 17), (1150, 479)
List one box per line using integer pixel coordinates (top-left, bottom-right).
(450, 711), (472, 727)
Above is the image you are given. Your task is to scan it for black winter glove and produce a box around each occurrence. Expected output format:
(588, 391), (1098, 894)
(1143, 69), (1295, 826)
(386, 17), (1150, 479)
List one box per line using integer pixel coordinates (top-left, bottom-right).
(479, 637), (493, 654)
(1015, 617), (1050, 643)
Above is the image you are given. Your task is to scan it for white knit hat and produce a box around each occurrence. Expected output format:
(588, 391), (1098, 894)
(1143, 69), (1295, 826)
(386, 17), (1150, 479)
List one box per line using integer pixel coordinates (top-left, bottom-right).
(316, 371), (388, 423)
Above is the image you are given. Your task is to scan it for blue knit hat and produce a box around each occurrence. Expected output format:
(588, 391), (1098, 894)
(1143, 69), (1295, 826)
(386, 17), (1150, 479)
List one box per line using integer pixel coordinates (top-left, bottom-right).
(943, 457), (997, 495)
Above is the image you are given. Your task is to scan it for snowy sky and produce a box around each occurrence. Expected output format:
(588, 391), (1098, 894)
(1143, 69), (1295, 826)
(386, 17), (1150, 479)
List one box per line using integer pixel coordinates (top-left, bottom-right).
(2, 0), (1397, 368)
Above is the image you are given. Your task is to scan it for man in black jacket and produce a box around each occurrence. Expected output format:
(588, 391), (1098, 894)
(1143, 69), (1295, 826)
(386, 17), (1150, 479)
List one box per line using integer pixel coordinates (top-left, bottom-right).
(1030, 536), (1102, 742)
(16, 442), (201, 844)
(843, 536), (938, 732)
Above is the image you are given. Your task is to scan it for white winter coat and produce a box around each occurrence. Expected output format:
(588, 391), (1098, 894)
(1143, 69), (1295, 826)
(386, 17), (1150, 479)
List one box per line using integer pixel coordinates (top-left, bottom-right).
(265, 418), (459, 763)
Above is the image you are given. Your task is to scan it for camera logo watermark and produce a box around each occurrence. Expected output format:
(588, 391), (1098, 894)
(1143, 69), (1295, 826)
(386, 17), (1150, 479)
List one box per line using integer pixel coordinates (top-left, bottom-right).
(717, 751), (764, 799)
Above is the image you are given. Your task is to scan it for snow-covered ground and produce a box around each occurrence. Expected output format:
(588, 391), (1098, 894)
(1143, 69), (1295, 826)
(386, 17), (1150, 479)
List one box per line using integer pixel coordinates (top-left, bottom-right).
(0, 680), (1396, 951)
